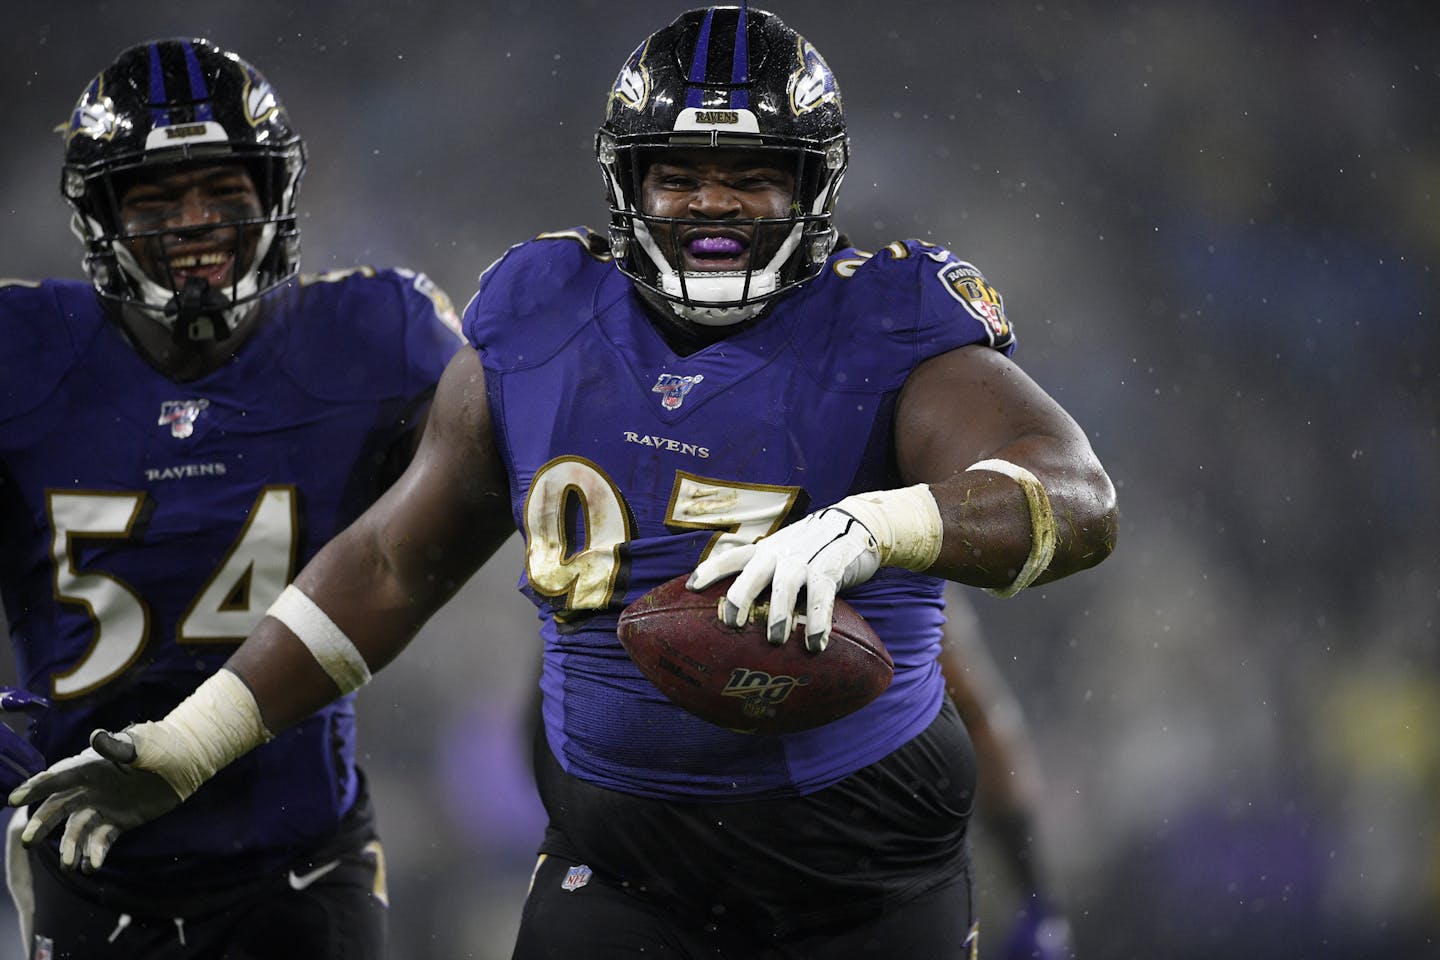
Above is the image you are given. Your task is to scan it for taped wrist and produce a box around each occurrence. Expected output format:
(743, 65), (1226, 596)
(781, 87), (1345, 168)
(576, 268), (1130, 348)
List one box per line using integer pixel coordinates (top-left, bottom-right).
(130, 668), (272, 800)
(832, 484), (944, 572)
(266, 585), (373, 694)
(965, 459), (1058, 597)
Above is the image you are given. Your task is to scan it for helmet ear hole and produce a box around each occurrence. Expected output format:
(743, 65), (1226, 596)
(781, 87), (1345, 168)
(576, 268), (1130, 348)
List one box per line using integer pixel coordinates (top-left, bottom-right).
(596, 7), (848, 326)
(60, 38), (306, 333)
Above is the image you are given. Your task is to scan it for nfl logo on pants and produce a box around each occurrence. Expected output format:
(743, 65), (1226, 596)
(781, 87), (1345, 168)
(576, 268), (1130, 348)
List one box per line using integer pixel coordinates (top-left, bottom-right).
(562, 864), (593, 892)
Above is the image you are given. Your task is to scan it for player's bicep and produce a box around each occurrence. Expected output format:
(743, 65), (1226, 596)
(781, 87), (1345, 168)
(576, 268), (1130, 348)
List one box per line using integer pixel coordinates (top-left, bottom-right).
(894, 344), (1092, 484)
(353, 346), (511, 596)
(897, 344), (1117, 582)
(286, 348), (511, 656)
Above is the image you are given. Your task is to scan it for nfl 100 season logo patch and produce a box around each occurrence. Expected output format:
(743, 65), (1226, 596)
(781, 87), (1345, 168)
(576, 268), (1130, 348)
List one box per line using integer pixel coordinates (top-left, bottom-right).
(158, 399), (210, 438)
(652, 373), (703, 411)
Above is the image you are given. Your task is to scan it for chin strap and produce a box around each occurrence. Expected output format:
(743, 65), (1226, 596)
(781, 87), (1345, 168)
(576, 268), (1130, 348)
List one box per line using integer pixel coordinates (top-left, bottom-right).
(164, 277), (234, 343)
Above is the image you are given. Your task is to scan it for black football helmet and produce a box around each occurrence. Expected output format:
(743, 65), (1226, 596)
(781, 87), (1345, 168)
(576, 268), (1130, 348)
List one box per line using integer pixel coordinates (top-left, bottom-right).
(59, 38), (306, 340)
(596, 6), (849, 326)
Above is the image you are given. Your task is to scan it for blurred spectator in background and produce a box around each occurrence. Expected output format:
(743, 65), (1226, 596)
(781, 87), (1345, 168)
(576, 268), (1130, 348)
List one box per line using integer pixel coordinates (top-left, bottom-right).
(940, 585), (1073, 960)
(0, 37), (460, 958)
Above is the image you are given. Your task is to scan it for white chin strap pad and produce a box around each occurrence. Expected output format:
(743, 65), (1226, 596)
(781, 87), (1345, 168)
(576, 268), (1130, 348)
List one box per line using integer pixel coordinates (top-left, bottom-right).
(659, 272), (774, 326)
(635, 218), (802, 327)
(107, 221), (275, 334)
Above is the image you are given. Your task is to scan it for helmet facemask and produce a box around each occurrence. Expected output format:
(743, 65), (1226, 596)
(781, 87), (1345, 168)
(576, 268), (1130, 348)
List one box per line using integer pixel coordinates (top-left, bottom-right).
(597, 7), (849, 327)
(60, 39), (306, 341)
(600, 132), (847, 326)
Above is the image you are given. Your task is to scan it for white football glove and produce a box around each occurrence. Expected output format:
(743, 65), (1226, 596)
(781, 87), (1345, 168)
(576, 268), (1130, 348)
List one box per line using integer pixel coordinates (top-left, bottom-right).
(9, 728), (182, 873)
(689, 506), (880, 652)
(688, 485), (944, 653)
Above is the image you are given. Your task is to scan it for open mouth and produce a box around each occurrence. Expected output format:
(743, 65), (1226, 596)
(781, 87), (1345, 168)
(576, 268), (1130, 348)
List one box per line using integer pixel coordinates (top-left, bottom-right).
(682, 233), (750, 272)
(166, 250), (235, 287)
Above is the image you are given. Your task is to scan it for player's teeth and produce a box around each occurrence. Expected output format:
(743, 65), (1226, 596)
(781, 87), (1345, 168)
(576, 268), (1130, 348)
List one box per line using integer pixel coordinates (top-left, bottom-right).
(169, 252), (227, 269)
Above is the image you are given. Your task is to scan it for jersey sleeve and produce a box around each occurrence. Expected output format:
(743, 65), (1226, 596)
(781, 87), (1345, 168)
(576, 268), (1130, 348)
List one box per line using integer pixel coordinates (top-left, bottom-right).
(463, 227), (613, 362)
(913, 246), (1017, 355)
(462, 244), (524, 351)
(787, 241), (1017, 397)
(387, 267), (466, 395)
(851, 239), (1016, 358)
(286, 267), (463, 403)
(0, 280), (95, 426)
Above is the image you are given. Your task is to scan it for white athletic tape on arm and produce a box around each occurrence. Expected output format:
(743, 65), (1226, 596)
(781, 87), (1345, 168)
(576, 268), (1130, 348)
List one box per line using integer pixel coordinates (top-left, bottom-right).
(832, 483), (944, 572)
(266, 585), (373, 694)
(966, 459), (1058, 597)
(131, 668), (272, 799)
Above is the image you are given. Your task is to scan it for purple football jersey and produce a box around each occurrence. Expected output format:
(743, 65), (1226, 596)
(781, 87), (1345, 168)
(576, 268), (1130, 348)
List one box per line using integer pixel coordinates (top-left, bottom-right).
(0, 268), (461, 885)
(466, 229), (1016, 800)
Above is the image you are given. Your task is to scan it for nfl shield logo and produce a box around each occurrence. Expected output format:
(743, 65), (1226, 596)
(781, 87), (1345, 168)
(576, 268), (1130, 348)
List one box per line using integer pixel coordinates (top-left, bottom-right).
(34, 936), (54, 960)
(561, 863), (593, 892)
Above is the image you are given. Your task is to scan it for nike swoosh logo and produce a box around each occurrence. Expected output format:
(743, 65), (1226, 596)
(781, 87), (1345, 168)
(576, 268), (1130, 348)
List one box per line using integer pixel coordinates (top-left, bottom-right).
(288, 859), (341, 891)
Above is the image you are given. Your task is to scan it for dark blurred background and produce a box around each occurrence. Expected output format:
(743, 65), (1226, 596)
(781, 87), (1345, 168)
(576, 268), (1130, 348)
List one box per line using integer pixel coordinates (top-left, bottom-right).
(3, 2), (1436, 957)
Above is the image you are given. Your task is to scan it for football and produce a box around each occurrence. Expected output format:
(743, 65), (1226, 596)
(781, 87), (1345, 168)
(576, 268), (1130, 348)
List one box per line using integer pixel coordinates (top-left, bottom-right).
(616, 573), (893, 735)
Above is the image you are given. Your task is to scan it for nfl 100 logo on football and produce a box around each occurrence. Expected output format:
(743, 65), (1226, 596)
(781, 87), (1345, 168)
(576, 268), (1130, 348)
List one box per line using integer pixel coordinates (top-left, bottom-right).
(158, 399), (210, 438)
(652, 373), (703, 411)
(722, 667), (811, 720)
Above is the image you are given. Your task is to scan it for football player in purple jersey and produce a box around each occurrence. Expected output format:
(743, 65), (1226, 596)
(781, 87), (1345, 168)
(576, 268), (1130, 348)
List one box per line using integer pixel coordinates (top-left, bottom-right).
(13, 9), (1117, 957)
(0, 39), (462, 959)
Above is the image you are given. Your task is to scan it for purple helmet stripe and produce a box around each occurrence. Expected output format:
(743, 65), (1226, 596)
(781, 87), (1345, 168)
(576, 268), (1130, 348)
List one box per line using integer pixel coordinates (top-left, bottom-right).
(147, 43), (170, 128)
(730, 2), (750, 108)
(684, 8), (715, 108)
(180, 41), (215, 122)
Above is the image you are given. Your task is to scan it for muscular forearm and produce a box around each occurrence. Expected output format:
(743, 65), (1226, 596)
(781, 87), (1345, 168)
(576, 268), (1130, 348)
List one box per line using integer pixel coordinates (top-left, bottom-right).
(230, 404), (513, 730)
(925, 443), (1116, 592)
(230, 501), (505, 732)
(893, 345), (1118, 593)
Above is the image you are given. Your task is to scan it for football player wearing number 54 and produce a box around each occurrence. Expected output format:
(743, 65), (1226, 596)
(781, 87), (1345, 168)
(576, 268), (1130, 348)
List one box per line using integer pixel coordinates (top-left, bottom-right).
(0, 38), (461, 959)
(14, 8), (1117, 957)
